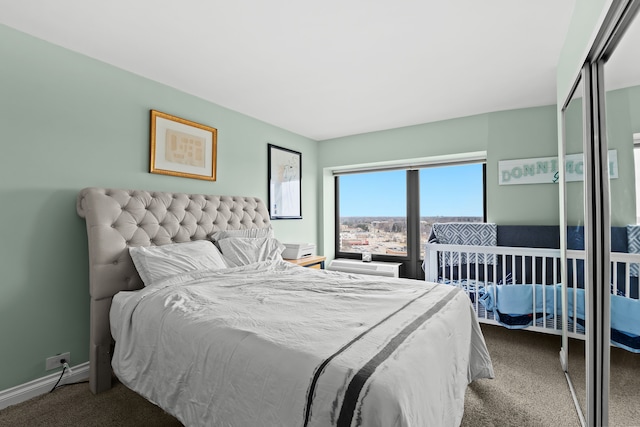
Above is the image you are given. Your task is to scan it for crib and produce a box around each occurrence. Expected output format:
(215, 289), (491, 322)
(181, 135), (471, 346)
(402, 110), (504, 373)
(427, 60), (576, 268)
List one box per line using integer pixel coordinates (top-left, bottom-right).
(423, 242), (640, 352)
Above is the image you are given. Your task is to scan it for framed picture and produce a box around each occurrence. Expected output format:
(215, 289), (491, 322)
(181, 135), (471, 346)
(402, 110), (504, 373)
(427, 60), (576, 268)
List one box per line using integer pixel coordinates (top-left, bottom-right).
(268, 144), (302, 219)
(150, 110), (217, 181)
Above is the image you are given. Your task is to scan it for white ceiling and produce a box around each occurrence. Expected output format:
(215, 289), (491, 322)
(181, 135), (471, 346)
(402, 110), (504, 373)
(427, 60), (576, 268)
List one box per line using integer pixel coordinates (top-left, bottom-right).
(0, 0), (576, 140)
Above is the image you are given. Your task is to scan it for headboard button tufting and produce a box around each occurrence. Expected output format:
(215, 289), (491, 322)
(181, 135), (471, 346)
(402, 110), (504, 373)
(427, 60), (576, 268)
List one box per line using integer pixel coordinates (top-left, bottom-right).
(76, 187), (272, 394)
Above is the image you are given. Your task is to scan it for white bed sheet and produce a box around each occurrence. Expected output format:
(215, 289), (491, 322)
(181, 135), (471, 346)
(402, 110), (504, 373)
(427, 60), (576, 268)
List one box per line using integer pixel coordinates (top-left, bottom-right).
(110, 260), (493, 427)
(111, 290), (136, 339)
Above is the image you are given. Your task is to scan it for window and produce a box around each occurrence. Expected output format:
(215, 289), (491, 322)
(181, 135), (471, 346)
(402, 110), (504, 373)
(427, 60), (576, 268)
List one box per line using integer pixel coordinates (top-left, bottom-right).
(338, 170), (407, 256)
(335, 161), (485, 279)
(419, 163), (485, 258)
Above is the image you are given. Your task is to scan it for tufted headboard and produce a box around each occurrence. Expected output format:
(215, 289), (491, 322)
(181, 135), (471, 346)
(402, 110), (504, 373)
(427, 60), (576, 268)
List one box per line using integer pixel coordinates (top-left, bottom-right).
(76, 187), (272, 394)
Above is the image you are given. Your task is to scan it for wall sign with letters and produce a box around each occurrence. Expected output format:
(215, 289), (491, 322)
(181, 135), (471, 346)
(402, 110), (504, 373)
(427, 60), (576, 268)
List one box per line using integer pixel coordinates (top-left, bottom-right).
(498, 150), (618, 185)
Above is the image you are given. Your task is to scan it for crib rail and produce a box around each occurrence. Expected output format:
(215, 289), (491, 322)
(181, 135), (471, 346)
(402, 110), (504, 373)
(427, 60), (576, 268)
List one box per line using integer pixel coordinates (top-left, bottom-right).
(565, 249), (585, 337)
(424, 243), (563, 335)
(424, 243), (640, 341)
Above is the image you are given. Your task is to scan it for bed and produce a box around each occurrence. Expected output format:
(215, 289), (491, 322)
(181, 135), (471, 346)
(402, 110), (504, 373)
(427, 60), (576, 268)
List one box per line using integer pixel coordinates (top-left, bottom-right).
(423, 223), (640, 353)
(77, 187), (494, 427)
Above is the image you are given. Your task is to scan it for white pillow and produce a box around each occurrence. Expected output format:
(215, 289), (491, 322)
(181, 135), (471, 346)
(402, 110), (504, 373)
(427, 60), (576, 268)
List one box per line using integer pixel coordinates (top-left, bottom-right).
(129, 240), (228, 286)
(210, 228), (274, 243)
(218, 237), (285, 267)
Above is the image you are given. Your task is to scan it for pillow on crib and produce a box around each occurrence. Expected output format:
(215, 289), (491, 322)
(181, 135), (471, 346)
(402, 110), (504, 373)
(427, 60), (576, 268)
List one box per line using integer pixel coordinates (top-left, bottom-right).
(432, 223), (497, 266)
(627, 225), (640, 277)
(218, 237), (285, 267)
(129, 240), (228, 286)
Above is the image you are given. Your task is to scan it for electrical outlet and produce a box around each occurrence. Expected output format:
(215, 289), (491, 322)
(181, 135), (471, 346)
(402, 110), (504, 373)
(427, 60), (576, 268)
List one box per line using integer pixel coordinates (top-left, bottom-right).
(45, 352), (70, 371)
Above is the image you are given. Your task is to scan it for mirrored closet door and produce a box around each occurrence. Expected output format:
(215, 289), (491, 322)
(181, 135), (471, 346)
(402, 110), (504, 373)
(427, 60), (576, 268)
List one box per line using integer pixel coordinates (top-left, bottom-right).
(560, 71), (588, 424)
(601, 4), (640, 425)
(561, 1), (640, 425)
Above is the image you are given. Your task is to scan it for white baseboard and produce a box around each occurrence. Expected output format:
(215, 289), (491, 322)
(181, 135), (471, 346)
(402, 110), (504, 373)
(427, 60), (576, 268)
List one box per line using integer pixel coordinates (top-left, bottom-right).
(0, 362), (90, 410)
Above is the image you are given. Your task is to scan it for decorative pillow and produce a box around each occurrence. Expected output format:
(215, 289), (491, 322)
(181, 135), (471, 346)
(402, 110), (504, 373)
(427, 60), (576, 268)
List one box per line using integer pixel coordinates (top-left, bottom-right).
(210, 228), (274, 243)
(129, 240), (228, 286)
(627, 225), (640, 277)
(217, 237), (285, 267)
(432, 223), (497, 266)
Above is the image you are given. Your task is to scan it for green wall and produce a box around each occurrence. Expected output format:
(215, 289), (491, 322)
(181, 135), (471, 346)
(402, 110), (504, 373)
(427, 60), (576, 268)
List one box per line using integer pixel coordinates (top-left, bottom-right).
(486, 106), (560, 225)
(0, 24), (317, 391)
(556, 0), (612, 106)
(604, 85), (640, 226)
(563, 90), (586, 226)
(317, 105), (560, 260)
(556, 1), (640, 228)
(555, 0), (609, 235)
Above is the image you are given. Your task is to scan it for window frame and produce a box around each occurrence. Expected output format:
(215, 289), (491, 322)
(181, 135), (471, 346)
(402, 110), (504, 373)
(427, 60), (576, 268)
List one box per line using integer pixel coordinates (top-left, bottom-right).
(334, 162), (487, 280)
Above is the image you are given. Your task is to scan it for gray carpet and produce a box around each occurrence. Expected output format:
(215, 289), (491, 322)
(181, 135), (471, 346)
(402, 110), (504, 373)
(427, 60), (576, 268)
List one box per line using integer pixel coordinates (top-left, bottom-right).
(1, 324), (638, 426)
(461, 325), (579, 427)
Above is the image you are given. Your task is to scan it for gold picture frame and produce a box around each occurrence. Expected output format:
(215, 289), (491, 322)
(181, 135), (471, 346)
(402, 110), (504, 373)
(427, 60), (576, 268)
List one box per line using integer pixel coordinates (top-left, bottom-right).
(150, 110), (217, 181)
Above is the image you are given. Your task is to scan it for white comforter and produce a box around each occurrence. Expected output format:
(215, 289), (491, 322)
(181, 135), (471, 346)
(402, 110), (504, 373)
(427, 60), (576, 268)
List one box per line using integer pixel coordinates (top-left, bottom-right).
(111, 260), (494, 427)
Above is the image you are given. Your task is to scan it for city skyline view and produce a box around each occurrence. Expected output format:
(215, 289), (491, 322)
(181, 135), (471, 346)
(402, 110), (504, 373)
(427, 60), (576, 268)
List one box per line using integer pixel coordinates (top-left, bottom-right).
(339, 215), (483, 257)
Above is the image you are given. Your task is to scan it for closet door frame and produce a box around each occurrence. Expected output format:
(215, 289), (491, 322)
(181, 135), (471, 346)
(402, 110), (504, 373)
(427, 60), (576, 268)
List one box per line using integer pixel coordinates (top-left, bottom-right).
(584, 58), (611, 427)
(561, 1), (640, 425)
(559, 66), (587, 426)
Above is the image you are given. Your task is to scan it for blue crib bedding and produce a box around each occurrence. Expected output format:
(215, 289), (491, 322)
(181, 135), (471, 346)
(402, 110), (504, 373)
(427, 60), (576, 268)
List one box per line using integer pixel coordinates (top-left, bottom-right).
(447, 281), (640, 352)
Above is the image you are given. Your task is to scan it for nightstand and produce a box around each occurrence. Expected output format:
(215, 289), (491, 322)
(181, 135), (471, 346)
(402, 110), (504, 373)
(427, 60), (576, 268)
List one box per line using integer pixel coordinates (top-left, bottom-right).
(284, 255), (326, 269)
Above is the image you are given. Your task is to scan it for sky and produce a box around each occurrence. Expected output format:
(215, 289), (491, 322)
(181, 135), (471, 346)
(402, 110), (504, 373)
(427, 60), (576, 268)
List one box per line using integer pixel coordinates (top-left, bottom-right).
(339, 163), (484, 217)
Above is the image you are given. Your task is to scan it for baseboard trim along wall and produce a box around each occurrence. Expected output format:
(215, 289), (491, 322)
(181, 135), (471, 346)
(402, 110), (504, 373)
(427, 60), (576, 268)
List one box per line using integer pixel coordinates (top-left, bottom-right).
(0, 362), (90, 410)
